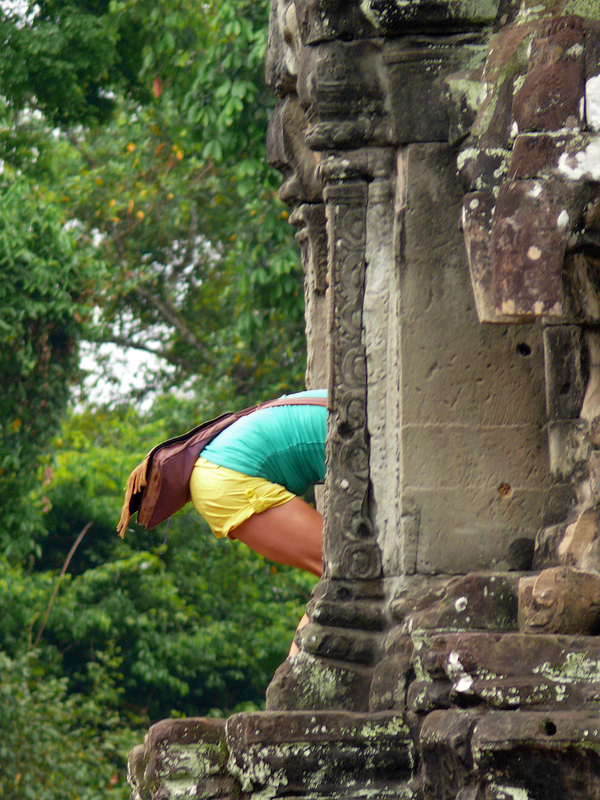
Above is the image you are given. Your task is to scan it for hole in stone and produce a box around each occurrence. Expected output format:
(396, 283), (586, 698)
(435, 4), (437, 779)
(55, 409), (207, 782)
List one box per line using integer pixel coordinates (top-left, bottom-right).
(560, 382), (571, 395)
(516, 343), (531, 357)
(337, 421), (353, 439)
(498, 483), (512, 497)
(542, 719), (557, 736)
(507, 538), (535, 571)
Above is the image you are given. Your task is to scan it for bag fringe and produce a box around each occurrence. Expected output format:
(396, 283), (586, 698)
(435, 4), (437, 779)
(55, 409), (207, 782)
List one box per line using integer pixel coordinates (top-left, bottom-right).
(117, 457), (149, 538)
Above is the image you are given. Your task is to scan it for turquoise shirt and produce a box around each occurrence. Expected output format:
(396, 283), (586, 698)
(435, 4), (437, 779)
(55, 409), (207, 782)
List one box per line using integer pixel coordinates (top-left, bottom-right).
(200, 390), (327, 496)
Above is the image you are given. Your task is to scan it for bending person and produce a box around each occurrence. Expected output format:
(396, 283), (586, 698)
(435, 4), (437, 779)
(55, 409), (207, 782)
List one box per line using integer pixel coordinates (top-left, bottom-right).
(189, 389), (325, 654)
(120, 389), (327, 656)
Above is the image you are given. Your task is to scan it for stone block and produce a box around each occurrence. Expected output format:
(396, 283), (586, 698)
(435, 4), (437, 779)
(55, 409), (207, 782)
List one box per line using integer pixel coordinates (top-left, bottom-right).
(506, 131), (597, 184)
(308, 596), (386, 631)
(413, 631), (600, 711)
(534, 521), (568, 569)
(385, 41), (482, 144)
(472, 710), (600, 799)
(402, 424), (550, 493)
(408, 678), (453, 713)
(461, 189), (496, 323)
(267, 97), (323, 206)
(413, 488), (545, 575)
(541, 483), (578, 527)
(420, 709), (481, 800)
(491, 179), (569, 319)
(401, 319), (546, 426)
(127, 718), (235, 800)
(547, 419), (590, 480)
(543, 324), (587, 421)
(387, 574), (454, 625)
(443, 64), (486, 147)
(369, 648), (414, 711)
(420, 709), (600, 800)
(300, 622), (381, 665)
(265, 0), (297, 98)
(471, 21), (536, 148)
(226, 710), (413, 795)
(293, 0), (377, 45)
(296, 41), (389, 150)
(265, 652), (373, 712)
(512, 15), (585, 132)
(508, 132), (567, 179)
(557, 509), (600, 568)
(518, 566), (600, 635)
(362, 0), (501, 33)
(406, 572), (520, 633)
(324, 539), (383, 581)
(401, 144), (547, 426)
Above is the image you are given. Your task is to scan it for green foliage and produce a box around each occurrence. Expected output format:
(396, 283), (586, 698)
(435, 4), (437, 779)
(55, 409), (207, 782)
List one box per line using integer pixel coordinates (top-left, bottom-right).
(2, 514), (315, 721)
(0, 649), (139, 799)
(0, 172), (101, 558)
(0, 0), (305, 405)
(0, 0), (150, 126)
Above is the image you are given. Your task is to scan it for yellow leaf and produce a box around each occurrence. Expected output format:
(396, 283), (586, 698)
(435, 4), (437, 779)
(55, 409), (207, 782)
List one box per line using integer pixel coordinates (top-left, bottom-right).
(12, 418), (21, 431)
(136, 210), (145, 220)
(127, 142), (136, 153)
(128, 200), (134, 214)
(109, 199), (116, 207)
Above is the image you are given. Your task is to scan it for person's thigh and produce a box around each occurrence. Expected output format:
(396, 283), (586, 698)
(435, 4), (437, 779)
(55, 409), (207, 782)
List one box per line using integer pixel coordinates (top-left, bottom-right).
(230, 497), (323, 576)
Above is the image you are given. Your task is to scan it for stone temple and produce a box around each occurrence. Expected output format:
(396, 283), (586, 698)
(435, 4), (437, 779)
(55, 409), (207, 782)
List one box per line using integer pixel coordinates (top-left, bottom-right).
(128, 1), (600, 798)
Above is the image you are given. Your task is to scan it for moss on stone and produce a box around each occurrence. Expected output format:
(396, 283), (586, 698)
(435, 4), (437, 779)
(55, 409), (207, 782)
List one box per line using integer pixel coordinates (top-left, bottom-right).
(564, 0), (600, 18)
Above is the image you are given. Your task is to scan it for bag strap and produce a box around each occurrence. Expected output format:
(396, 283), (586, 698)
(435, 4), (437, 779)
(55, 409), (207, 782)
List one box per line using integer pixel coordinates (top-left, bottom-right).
(143, 394), (327, 461)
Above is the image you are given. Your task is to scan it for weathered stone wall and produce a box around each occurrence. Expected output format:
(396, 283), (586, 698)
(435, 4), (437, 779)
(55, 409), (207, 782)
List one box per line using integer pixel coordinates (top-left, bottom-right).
(128, 1), (600, 798)
(394, 142), (548, 576)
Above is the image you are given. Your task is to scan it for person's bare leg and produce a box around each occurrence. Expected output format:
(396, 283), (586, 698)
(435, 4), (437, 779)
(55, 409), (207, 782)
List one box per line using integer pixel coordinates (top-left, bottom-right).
(230, 497), (323, 655)
(230, 496), (323, 576)
(288, 612), (310, 656)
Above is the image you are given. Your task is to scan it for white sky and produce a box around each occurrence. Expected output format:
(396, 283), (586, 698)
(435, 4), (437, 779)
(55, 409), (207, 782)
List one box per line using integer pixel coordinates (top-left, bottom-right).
(78, 341), (166, 408)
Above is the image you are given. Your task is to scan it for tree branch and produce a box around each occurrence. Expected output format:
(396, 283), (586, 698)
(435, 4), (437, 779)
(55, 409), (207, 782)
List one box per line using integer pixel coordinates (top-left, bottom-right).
(134, 284), (206, 352)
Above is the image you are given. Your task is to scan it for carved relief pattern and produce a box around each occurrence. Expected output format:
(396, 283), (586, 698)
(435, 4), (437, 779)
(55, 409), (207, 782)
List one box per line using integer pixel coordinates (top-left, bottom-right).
(323, 177), (381, 581)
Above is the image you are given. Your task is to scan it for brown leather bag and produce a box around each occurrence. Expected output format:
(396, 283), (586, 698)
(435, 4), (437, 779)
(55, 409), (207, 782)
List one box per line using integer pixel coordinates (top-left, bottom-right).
(117, 394), (327, 536)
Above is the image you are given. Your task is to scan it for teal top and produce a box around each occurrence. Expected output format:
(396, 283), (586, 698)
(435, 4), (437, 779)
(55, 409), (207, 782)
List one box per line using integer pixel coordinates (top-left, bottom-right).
(200, 390), (327, 496)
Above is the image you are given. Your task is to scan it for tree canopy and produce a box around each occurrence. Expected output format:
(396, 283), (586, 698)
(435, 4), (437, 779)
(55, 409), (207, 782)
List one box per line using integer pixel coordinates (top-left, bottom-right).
(0, 0), (304, 404)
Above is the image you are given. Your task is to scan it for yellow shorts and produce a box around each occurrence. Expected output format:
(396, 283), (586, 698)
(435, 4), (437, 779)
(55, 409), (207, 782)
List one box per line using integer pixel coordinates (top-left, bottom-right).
(189, 457), (296, 539)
